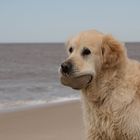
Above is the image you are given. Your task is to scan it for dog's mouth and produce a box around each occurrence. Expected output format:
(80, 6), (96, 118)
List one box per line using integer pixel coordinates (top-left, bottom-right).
(60, 74), (93, 90)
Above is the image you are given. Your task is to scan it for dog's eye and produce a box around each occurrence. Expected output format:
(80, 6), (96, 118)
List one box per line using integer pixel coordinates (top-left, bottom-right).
(69, 47), (73, 53)
(82, 48), (91, 56)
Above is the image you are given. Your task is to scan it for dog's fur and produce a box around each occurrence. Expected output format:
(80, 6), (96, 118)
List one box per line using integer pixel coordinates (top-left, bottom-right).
(60, 30), (140, 140)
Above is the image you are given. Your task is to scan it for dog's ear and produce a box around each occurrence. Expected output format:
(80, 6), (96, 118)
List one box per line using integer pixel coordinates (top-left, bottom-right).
(101, 35), (125, 68)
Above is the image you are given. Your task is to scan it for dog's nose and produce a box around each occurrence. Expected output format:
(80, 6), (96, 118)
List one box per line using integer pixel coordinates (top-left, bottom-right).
(61, 61), (72, 74)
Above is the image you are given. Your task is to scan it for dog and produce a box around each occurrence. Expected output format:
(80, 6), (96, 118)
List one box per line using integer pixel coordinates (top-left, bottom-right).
(59, 30), (140, 140)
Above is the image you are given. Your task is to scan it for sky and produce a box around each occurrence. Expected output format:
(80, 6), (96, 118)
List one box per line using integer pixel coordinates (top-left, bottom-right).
(0, 0), (140, 42)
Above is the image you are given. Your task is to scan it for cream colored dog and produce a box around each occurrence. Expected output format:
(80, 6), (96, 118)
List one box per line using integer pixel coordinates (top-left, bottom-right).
(59, 30), (140, 140)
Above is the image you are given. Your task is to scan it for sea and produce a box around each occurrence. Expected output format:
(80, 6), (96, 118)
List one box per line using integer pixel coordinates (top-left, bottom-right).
(0, 42), (139, 111)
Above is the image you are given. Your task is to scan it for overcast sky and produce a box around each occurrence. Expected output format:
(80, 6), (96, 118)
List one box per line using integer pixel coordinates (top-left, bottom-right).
(0, 0), (140, 42)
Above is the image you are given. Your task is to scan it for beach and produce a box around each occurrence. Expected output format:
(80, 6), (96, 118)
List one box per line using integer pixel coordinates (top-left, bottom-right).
(0, 99), (84, 140)
(0, 43), (140, 139)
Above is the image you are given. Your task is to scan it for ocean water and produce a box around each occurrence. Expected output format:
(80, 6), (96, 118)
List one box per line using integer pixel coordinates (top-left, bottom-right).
(0, 43), (79, 111)
(0, 42), (139, 111)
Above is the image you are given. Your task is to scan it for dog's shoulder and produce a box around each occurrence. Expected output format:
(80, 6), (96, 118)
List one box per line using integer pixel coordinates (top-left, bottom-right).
(125, 59), (140, 99)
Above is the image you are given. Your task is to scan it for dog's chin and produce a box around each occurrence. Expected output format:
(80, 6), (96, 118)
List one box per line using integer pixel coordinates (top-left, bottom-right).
(60, 74), (93, 90)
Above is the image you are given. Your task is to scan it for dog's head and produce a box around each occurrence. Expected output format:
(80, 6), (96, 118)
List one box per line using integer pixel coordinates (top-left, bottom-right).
(59, 30), (126, 90)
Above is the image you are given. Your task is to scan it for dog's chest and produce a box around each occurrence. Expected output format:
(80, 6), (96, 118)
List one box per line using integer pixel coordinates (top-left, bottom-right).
(83, 100), (116, 139)
(93, 107), (115, 136)
(89, 104), (140, 140)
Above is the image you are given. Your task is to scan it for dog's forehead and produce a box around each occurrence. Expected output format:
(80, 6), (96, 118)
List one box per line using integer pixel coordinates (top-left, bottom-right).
(69, 30), (103, 49)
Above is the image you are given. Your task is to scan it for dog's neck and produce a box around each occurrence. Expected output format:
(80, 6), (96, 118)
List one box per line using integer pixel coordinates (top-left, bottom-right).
(82, 60), (127, 107)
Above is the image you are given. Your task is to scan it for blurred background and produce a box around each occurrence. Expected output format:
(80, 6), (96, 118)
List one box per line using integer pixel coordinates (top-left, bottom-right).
(0, 0), (140, 111)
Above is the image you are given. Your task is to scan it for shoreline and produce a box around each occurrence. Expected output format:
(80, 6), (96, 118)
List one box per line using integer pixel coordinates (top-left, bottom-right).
(0, 98), (80, 113)
(0, 97), (80, 113)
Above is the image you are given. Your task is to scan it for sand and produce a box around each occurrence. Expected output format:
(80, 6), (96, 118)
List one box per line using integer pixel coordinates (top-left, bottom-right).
(0, 99), (84, 140)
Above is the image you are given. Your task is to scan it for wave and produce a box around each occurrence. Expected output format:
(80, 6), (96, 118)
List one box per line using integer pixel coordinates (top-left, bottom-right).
(0, 96), (80, 111)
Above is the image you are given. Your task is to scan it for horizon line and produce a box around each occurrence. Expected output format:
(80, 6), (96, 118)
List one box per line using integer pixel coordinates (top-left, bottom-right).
(0, 41), (140, 44)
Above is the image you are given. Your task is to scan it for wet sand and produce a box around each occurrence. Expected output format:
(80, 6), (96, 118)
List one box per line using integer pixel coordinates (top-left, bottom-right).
(0, 99), (84, 140)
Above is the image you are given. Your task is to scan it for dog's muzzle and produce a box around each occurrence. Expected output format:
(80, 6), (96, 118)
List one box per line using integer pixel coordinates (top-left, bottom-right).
(60, 61), (93, 89)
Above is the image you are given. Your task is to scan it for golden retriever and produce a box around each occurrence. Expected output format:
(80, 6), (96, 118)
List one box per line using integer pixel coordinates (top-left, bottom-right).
(59, 30), (140, 140)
